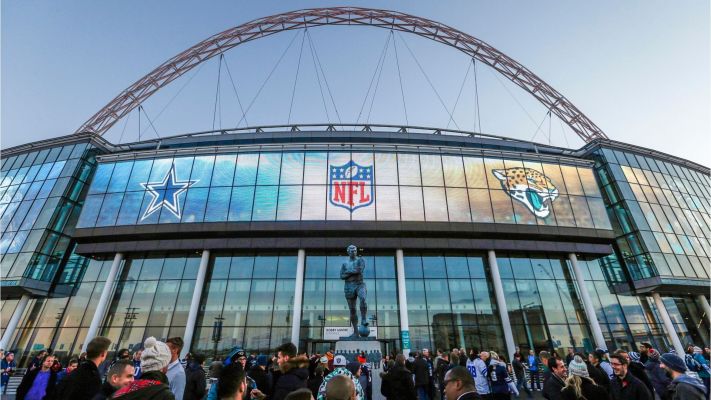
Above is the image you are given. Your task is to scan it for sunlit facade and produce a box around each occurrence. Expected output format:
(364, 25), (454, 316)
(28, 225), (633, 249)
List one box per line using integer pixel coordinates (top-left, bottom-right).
(0, 129), (708, 366)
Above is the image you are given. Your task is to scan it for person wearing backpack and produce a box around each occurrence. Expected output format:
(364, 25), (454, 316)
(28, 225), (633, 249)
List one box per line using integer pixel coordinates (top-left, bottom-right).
(688, 346), (710, 393)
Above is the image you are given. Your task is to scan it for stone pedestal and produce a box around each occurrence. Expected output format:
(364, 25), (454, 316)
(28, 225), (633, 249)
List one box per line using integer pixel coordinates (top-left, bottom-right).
(335, 338), (383, 400)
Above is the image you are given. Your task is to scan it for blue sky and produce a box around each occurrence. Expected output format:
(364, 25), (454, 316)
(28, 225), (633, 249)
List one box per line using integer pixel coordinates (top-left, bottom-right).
(2, 1), (709, 165)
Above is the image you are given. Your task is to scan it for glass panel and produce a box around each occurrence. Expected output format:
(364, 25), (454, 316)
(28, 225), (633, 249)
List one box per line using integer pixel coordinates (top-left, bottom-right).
(280, 152), (304, 185)
(276, 186), (302, 220)
(180, 187), (208, 223)
(374, 153), (397, 185)
(442, 156), (465, 187)
(96, 193), (123, 227)
(301, 185), (326, 220)
(375, 186), (400, 221)
(469, 188), (494, 223)
(107, 162), (133, 193)
(228, 186), (254, 221)
(256, 153), (282, 185)
(190, 156), (215, 188)
(204, 187), (231, 222)
(399, 186), (424, 221)
(423, 187), (448, 221)
(212, 155), (237, 187)
(398, 154), (421, 186)
(446, 188), (471, 222)
(485, 158), (506, 189)
(489, 189), (515, 224)
(420, 154), (444, 186)
(234, 153), (259, 186)
(303, 153), (328, 185)
(246, 280), (276, 326)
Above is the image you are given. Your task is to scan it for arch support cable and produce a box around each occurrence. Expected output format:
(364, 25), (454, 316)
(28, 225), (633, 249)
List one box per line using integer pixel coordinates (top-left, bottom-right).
(75, 7), (607, 142)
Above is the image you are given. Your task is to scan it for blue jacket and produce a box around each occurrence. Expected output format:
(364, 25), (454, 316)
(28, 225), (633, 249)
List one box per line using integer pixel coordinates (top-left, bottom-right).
(692, 353), (710, 379)
(527, 355), (538, 371)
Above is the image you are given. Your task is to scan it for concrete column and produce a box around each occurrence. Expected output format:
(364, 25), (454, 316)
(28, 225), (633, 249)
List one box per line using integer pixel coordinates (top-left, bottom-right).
(0, 294), (31, 350)
(652, 292), (685, 355)
(488, 250), (516, 361)
(83, 252), (124, 352)
(181, 250), (210, 359)
(395, 249), (410, 357)
(568, 253), (607, 351)
(696, 295), (711, 327)
(291, 249), (306, 349)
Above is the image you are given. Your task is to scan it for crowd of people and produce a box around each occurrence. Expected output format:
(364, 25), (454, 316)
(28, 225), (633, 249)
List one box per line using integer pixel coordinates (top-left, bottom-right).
(1, 337), (709, 400)
(378, 344), (710, 400)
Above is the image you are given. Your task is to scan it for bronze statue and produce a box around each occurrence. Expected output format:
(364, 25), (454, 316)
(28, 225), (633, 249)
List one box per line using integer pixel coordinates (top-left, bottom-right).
(340, 244), (369, 337)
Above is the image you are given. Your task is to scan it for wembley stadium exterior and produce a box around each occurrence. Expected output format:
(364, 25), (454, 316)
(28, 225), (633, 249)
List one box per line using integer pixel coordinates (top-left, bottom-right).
(0, 8), (708, 366)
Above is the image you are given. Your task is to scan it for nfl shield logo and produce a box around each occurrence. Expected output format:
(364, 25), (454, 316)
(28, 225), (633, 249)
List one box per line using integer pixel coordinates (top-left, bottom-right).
(329, 161), (374, 212)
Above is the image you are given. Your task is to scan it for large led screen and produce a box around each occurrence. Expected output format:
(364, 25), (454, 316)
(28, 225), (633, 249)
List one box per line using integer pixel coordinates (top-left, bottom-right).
(76, 151), (612, 230)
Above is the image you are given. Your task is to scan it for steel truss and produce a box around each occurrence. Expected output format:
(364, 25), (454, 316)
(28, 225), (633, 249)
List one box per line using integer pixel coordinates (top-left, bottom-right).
(75, 7), (608, 143)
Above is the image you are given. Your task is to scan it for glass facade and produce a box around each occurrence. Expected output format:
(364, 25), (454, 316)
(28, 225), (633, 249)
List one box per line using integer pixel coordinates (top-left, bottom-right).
(1, 135), (707, 372)
(404, 253), (504, 352)
(77, 151), (610, 230)
(0, 141), (97, 285)
(592, 147), (710, 282)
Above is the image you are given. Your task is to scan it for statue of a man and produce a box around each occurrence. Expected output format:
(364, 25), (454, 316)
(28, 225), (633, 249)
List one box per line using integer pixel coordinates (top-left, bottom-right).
(341, 244), (368, 337)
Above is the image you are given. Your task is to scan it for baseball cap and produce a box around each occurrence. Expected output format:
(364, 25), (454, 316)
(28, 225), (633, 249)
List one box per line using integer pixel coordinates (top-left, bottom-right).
(333, 354), (347, 367)
(319, 356), (328, 364)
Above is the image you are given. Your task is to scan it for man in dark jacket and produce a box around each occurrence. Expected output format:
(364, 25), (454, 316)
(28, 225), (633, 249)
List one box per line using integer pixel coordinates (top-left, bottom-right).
(587, 351), (611, 392)
(609, 353), (652, 400)
(55, 336), (112, 400)
(91, 359), (135, 400)
(542, 357), (566, 400)
(16, 354), (57, 400)
(660, 352), (708, 400)
(380, 354), (417, 400)
(412, 351), (430, 400)
(442, 366), (481, 400)
(184, 354), (207, 400)
(621, 351), (654, 395)
(272, 342), (309, 400)
(644, 348), (671, 397)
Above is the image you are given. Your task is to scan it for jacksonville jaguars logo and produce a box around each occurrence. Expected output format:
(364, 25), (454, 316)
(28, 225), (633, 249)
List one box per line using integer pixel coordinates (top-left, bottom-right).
(492, 167), (558, 218)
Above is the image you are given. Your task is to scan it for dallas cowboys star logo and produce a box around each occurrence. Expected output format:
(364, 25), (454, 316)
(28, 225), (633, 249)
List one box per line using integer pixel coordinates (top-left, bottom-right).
(139, 163), (198, 221)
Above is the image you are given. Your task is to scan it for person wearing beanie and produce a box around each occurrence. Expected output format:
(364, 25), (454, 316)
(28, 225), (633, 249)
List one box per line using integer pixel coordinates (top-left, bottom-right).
(561, 355), (608, 400)
(248, 355), (273, 398)
(643, 348), (671, 397)
(111, 337), (175, 400)
(660, 352), (708, 400)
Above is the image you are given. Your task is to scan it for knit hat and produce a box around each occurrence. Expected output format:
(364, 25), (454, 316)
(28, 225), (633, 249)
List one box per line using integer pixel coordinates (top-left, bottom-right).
(628, 352), (640, 362)
(346, 361), (361, 375)
(648, 348), (660, 361)
(141, 337), (171, 372)
(333, 355), (347, 367)
(568, 355), (589, 378)
(257, 355), (268, 367)
(693, 346), (702, 354)
(660, 352), (687, 373)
